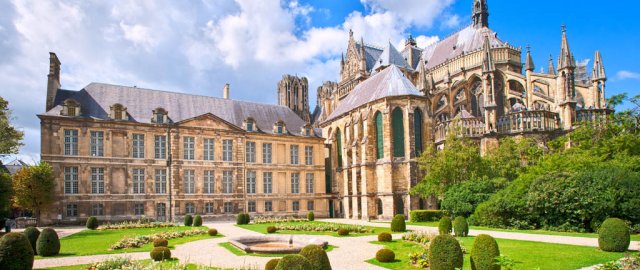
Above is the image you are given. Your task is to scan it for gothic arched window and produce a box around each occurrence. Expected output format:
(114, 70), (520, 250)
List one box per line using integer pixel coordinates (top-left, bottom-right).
(392, 108), (405, 158)
(374, 111), (383, 159)
(414, 108), (423, 156)
(336, 128), (343, 167)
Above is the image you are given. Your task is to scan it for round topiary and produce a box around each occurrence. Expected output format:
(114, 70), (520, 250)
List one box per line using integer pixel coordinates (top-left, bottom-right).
(274, 254), (312, 270)
(376, 248), (395, 263)
(429, 234), (463, 270)
(153, 238), (168, 247)
(184, 214), (193, 226)
(470, 234), (500, 270)
(265, 258), (281, 270)
(308, 211), (315, 222)
(36, 228), (60, 257)
(378, 232), (392, 242)
(299, 244), (332, 270)
(86, 216), (99, 230)
(598, 218), (631, 252)
(193, 215), (203, 226)
(337, 228), (349, 236)
(267, 226), (277, 233)
(453, 216), (469, 237)
(23, 227), (40, 254)
(236, 213), (250, 225)
(438, 216), (453, 235)
(391, 214), (406, 232)
(208, 228), (218, 236)
(150, 246), (171, 261)
(0, 232), (35, 270)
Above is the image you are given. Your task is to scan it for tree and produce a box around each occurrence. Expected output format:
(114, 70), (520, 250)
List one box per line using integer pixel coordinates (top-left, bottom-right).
(0, 96), (24, 154)
(484, 137), (545, 181)
(0, 172), (12, 221)
(12, 162), (55, 225)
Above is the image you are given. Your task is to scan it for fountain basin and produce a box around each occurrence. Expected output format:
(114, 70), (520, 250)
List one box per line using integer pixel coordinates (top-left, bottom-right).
(229, 235), (328, 254)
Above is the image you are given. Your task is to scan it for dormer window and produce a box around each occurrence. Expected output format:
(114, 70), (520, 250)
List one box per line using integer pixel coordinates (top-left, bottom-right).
(274, 121), (286, 135)
(245, 118), (256, 132)
(62, 99), (80, 117)
(153, 108), (168, 124)
(110, 103), (127, 121)
(301, 124), (313, 136)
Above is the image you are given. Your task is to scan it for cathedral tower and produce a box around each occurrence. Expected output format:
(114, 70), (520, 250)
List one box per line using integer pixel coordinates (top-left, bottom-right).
(278, 75), (311, 122)
(472, 0), (489, 29)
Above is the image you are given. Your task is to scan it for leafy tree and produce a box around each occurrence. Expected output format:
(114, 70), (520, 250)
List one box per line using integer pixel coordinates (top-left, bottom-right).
(484, 137), (545, 181)
(0, 96), (24, 154)
(0, 172), (12, 221)
(12, 162), (55, 225)
(441, 176), (507, 218)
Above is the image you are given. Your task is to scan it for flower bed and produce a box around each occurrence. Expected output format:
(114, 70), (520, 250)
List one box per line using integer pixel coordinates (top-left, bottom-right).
(253, 216), (308, 224)
(99, 221), (176, 230)
(274, 223), (373, 234)
(109, 229), (207, 250)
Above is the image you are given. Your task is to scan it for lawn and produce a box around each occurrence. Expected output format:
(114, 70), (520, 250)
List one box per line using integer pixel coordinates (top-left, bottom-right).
(367, 237), (635, 270)
(36, 226), (220, 259)
(237, 221), (391, 237)
(35, 259), (222, 270)
(218, 242), (337, 257)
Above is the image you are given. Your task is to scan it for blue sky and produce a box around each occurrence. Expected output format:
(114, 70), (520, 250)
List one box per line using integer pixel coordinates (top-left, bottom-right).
(0, 0), (638, 159)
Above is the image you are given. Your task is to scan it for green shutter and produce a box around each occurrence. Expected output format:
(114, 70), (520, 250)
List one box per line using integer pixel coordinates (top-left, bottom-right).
(414, 109), (423, 156)
(336, 129), (343, 167)
(375, 112), (384, 159)
(392, 108), (405, 157)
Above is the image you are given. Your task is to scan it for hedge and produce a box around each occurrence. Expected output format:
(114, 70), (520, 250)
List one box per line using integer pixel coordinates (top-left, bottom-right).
(410, 210), (447, 222)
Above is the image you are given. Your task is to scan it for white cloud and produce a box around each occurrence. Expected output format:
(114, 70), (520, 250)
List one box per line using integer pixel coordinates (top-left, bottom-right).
(442, 14), (460, 29)
(360, 0), (455, 28)
(616, 70), (640, 80)
(119, 22), (157, 50)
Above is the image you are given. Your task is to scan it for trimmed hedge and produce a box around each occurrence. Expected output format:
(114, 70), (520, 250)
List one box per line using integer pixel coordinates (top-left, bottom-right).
(308, 211), (315, 221)
(267, 226), (277, 233)
(429, 234), (463, 270)
(453, 216), (469, 237)
(0, 232), (34, 270)
(150, 246), (171, 261)
(208, 228), (218, 236)
(274, 254), (312, 270)
(153, 238), (168, 247)
(299, 244), (332, 270)
(376, 248), (395, 263)
(378, 232), (392, 242)
(391, 214), (406, 232)
(237, 213), (250, 225)
(23, 227), (40, 255)
(184, 215), (193, 226)
(410, 210), (447, 222)
(36, 228), (60, 257)
(265, 258), (281, 270)
(337, 228), (349, 236)
(438, 216), (453, 235)
(193, 215), (203, 226)
(86, 217), (98, 230)
(598, 218), (630, 252)
(470, 234), (500, 270)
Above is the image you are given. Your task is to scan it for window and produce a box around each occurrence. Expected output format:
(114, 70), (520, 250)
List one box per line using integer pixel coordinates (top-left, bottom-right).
(246, 119), (255, 132)
(291, 173), (300, 194)
(183, 137), (195, 160)
(204, 170), (214, 194)
(290, 145), (299, 165)
(155, 135), (166, 159)
(246, 171), (256, 194)
(307, 201), (314, 211)
(246, 142), (256, 163)
(64, 129), (78, 156)
(90, 131), (104, 157)
(133, 169), (145, 194)
(155, 169), (167, 194)
(265, 201), (273, 212)
(91, 168), (105, 194)
(184, 170), (195, 194)
(64, 167), (78, 194)
(224, 202), (233, 213)
(205, 202), (214, 214)
(305, 146), (313, 165)
(275, 122), (285, 134)
(185, 203), (195, 214)
(392, 108), (405, 157)
(414, 109), (423, 156)
(222, 140), (233, 161)
(375, 112), (384, 159)
(66, 204), (78, 217)
(92, 204), (104, 216)
(111, 104), (126, 120)
(154, 108), (167, 124)
(248, 201), (256, 212)
(262, 143), (272, 164)
(223, 171), (233, 193)
(134, 203), (145, 215)
(156, 113), (164, 123)
(263, 172), (273, 194)
(132, 134), (145, 158)
(204, 138), (214, 160)
(305, 173), (314, 193)
(336, 128), (342, 166)
(292, 201), (300, 211)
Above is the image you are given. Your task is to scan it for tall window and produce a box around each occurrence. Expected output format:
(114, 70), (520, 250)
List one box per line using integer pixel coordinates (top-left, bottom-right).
(265, 201), (273, 212)
(222, 140), (233, 161)
(64, 167), (78, 194)
(223, 171), (233, 193)
(246, 171), (256, 194)
(248, 201), (256, 212)
(246, 142), (256, 163)
(414, 108), (423, 156)
(64, 129), (78, 156)
(305, 146), (313, 165)
(90, 131), (104, 157)
(204, 138), (214, 160)
(183, 137), (195, 160)
(155, 169), (167, 194)
(132, 134), (145, 158)
(133, 169), (145, 194)
(263, 172), (273, 194)
(155, 135), (166, 159)
(291, 173), (300, 194)
(185, 203), (195, 214)
(392, 108), (405, 157)
(307, 201), (314, 211)
(204, 170), (214, 194)
(290, 145), (299, 165)
(336, 128), (342, 166)
(205, 202), (214, 214)
(134, 203), (145, 215)
(66, 204), (78, 217)
(224, 202), (233, 213)
(375, 112), (384, 159)
(306, 173), (314, 193)
(92, 204), (104, 216)
(184, 170), (195, 194)
(91, 168), (105, 194)
(262, 143), (272, 164)
(292, 201), (300, 211)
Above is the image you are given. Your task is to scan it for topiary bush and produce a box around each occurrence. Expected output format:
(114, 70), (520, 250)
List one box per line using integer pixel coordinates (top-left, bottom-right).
(0, 232), (34, 270)
(378, 232), (392, 242)
(150, 246), (171, 261)
(410, 210), (447, 222)
(470, 234), (500, 270)
(453, 216), (469, 237)
(376, 248), (395, 263)
(598, 218), (631, 252)
(391, 214), (406, 232)
(184, 214), (193, 226)
(274, 254), (312, 270)
(23, 227), (40, 255)
(193, 215), (202, 226)
(267, 226), (277, 233)
(153, 238), (168, 247)
(208, 228), (218, 236)
(429, 234), (463, 270)
(299, 244), (332, 270)
(86, 216), (98, 230)
(438, 216), (453, 235)
(337, 228), (349, 236)
(236, 213), (250, 225)
(265, 258), (281, 270)
(308, 211), (315, 221)
(36, 228), (60, 257)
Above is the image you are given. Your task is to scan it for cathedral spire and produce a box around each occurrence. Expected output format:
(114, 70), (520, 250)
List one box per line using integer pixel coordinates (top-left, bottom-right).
(524, 45), (535, 72)
(548, 54), (556, 75)
(592, 50), (606, 81)
(558, 24), (574, 70)
(472, 0), (489, 29)
(482, 35), (495, 73)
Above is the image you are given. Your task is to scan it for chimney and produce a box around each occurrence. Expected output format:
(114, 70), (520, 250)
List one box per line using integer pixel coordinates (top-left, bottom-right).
(223, 83), (230, 99)
(46, 52), (62, 111)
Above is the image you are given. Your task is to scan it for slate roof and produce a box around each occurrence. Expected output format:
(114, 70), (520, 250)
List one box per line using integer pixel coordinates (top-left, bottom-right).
(355, 42), (384, 71)
(421, 25), (504, 70)
(402, 46), (423, 70)
(372, 42), (412, 72)
(324, 65), (422, 122)
(43, 83), (316, 137)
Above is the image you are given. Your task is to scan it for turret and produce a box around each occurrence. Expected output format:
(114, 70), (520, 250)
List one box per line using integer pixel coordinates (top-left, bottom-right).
(591, 51), (606, 108)
(472, 0), (489, 29)
(46, 52), (61, 111)
(547, 54), (556, 76)
(524, 45), (535, 72)
(482, 35), (495, 73)
(555, 25), (577, 129)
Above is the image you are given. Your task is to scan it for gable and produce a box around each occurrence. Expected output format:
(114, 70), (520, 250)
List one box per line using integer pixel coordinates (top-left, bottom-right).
(177, 113), (243, 131)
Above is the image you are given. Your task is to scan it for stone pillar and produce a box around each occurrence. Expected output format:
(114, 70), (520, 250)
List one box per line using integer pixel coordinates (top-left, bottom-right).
(360, 119), (370, 220)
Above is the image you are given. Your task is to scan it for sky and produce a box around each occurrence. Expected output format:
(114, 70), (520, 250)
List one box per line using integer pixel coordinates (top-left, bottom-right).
(1, 0), (639, 160)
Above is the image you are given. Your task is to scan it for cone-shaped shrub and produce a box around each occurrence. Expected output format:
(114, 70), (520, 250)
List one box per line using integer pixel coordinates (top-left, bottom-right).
(184, 214), (193, 226)
(299, 244), (332, 270)
(86, 216), (98, 230)
(429, 234), (463, 270)
(308, 211), (315, 221)
(265, 258), (281, 270)
(470, 234), (500, 270)
(36, 228), (60, 257)
(453, 216), (469, 237)
(390, 214), (406, 232)
(376, 248), (395, 263)
(23, 227), (40, 254)
(236, 213), (250, 225)
(598, 218), (630, 252)
(193, 215), (203, 226)
(378, 232), (392, 242)
(153, 238), (168, 247)
(0, 232), (34, 270)
(274, 254), (312, 270)
(438, 216), (452, 235)
(150, 246), (171, 261)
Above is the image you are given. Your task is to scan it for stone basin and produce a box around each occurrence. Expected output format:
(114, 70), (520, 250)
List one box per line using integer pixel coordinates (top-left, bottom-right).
(229, 235), (328, 254)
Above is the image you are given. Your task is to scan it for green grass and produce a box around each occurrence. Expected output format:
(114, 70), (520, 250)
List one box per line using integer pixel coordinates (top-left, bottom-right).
(237, 221), (391, 237)
(367, 237), (635, 270)
(35, 226), (221, 259)
(35, 259), (221, 270)
(218, 242), (337, 257)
